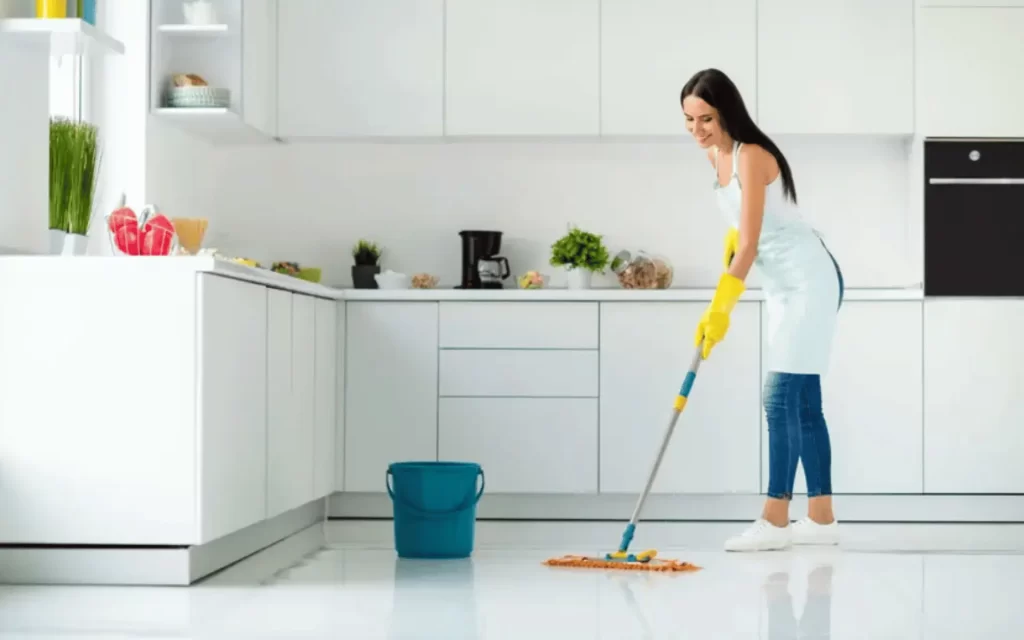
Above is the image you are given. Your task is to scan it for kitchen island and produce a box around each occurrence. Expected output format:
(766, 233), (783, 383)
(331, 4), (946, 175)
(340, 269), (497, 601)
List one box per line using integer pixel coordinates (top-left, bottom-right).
(1, 257), (1021, 584)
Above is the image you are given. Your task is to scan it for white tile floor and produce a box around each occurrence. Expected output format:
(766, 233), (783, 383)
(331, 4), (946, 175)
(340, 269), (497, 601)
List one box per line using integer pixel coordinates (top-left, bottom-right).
(1, 522), (1023, 639)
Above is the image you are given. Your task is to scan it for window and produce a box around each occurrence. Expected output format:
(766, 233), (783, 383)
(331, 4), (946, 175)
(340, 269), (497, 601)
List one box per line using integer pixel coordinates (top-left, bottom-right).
(49, 54), (90, 121)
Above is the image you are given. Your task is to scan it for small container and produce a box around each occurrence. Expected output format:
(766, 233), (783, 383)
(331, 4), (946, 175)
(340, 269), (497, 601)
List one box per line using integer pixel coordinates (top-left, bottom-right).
(82, 0), (97, 25)
(183, 0), (217, 25)
(36, 0), (67, 18)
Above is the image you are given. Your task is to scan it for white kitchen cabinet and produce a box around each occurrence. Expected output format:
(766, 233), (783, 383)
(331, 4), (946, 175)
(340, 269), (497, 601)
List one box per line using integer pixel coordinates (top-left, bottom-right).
(445, 0), (599, 135)
(757, 0), (913, 135)
(916, 8), (1024, 137)
(924, 300), (1024, 493)
(599, 302), (762, 494)
(150, 0), (277, 142)
(196, 275), (268, 543)
(266, 291), (316, 517)
(277, 0), (444, 137)
(918, 0), (1024, 6)
(600, 0), (756, 136)
(439, 350), (598, 398)
(439, 398), (598, 493)
(335, 301), (347, 492)
(760, 302), (924, 494)
(345, 302), (439, 492)
(313, 298), (337, 500)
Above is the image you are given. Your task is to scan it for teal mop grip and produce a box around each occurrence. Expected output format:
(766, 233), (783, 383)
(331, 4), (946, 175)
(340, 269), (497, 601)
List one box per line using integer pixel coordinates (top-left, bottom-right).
(618, 523), (636, 552)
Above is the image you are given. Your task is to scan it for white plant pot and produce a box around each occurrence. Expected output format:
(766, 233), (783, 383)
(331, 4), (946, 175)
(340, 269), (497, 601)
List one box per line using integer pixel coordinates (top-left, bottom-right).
(48, 229), (67, 255)
(62, 233), (89, 256)
(566, 267), (592, 290)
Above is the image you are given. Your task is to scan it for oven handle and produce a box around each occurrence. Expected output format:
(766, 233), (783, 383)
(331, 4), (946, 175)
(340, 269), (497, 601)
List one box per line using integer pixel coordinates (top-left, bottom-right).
(929, 178), (1024, 185)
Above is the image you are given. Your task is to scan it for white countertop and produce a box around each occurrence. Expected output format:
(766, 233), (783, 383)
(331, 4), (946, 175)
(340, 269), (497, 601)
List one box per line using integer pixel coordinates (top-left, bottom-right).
(0, 256), (925, 301)
(340, 286), (924, 301)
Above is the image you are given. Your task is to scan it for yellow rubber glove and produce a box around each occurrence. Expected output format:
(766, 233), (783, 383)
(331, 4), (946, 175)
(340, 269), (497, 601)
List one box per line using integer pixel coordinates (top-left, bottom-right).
(694, 272), (746, 359)
(723, 227), (739, 269)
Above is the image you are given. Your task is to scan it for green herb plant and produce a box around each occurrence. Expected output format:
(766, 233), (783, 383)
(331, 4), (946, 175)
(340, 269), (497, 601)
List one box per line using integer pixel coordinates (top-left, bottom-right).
(550, 226), (610, 273)
(49, 117), (101, 236)
(352, 239), (382, 266)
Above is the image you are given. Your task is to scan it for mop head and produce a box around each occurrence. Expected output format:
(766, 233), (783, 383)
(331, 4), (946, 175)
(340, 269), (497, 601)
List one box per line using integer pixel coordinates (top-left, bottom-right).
(543, 554), (701, 572)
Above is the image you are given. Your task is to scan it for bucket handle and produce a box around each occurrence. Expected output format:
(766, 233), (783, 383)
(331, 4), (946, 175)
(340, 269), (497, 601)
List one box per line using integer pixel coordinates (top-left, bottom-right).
(386, 468), (486, 519)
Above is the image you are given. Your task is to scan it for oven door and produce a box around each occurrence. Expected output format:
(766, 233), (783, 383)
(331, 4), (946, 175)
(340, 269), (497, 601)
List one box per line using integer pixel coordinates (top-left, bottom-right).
(924, 140), (1024, 297)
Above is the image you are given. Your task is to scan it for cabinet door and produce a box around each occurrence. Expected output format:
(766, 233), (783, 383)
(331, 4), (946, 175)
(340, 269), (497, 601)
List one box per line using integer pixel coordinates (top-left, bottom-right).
(600, 0), (756, 135)
(241, 0), (277, 135)
(599, 302), (762, 494)
(267, 291), (316, 517)
(313, 299), (337, 500)
(924, 300), (1024, 493)
(277, 0), (444, 137)
(345, 302), (439, 491)
(335, 301), (347, 492)
(439, 398), (598, 493)
(757, 0), (913, 134)
(445, 0), (599, 135)
(761, 302), (924, 494)
(916, 8), (1024, 137)
(197, 275), (268, 542)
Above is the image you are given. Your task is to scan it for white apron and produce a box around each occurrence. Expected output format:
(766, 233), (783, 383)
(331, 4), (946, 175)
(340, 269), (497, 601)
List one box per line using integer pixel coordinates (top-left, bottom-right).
(713, 142), (841, 375)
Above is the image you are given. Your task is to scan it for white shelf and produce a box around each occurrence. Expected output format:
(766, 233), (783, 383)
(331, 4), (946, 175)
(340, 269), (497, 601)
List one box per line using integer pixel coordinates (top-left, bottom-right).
(152, 108), (274, 144)
(0, 18), (124, 56)
(157, 24), (230, 36)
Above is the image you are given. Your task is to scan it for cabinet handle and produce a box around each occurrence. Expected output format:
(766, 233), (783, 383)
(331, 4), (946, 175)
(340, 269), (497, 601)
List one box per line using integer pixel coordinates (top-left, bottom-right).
(928, 178), (1024, 185)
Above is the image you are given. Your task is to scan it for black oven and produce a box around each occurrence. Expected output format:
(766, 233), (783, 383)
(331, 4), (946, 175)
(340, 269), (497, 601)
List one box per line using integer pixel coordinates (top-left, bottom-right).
(925, 139), (1024, 297)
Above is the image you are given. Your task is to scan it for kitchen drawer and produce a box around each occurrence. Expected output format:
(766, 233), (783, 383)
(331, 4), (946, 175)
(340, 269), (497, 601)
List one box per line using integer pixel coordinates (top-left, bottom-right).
(439, 302), (598, 349)
(440, 349), (598, 397)
(438, 397), (598, 493)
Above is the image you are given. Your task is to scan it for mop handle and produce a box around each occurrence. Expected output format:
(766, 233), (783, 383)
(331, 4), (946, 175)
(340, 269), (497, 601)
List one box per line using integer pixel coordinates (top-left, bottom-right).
(617, 345), (704, 552)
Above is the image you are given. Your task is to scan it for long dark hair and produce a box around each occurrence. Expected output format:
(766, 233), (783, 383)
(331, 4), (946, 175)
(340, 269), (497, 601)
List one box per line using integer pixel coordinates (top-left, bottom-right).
(680, 68), (797, 203)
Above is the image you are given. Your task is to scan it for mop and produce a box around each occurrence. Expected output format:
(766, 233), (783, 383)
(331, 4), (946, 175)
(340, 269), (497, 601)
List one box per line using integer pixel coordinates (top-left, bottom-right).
(544, 344), (705, 573)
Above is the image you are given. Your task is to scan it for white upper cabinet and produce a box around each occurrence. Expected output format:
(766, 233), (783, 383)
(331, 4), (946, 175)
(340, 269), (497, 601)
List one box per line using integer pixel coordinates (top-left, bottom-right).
(445, 0), (599, 135)
(151, 0), (278, 142)
(600, 0), (756, 136)
(757, 0), (914, 135)
(277, 0), (444, 137)
(916, 8), (1024, 137)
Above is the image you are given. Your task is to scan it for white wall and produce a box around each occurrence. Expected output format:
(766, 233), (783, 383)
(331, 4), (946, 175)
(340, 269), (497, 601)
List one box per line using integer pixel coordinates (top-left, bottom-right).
(147, 135), (917, 289)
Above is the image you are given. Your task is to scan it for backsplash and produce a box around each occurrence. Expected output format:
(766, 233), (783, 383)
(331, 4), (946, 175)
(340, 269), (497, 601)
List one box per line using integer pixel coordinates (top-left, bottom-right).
(146, 122), (916, 290)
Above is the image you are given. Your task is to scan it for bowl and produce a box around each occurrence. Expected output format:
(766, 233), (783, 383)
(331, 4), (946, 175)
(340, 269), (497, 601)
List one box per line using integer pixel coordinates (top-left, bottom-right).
(167, 86), (230, 109)
(375, 269), (411, 289)
(296, 267), (322, 283)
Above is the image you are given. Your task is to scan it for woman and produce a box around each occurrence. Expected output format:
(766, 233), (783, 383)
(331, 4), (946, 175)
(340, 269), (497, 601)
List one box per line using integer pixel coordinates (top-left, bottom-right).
(680, 68), (845, 551)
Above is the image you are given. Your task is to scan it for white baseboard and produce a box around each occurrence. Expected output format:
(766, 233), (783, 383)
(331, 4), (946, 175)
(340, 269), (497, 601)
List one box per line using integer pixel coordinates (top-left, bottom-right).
(329, 492), (1024, 523)
(0, 499), (326, 586)
(326, 519), (1024, 553)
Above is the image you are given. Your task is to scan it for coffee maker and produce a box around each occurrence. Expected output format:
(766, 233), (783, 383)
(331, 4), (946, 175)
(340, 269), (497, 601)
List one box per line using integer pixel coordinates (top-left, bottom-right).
(458, 230), (511, 289)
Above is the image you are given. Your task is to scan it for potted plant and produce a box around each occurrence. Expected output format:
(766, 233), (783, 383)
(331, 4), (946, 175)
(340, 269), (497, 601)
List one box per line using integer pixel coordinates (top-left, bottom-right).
(351, 239), (383, 288)
(49, 117), (100, 256)
(550, 226), (610, 289)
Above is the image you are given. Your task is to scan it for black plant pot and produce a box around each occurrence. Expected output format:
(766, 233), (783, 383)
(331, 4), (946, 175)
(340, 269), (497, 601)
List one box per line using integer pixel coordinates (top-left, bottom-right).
(352, 264), (381, 289)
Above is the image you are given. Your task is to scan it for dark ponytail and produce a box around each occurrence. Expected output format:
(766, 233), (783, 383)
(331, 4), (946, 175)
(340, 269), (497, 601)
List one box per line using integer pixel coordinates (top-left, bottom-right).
(681, 68), (797, 204)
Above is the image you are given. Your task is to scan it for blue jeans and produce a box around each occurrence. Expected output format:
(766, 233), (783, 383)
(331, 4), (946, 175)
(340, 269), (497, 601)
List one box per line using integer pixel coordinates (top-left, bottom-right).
(764, 244), (843, 499)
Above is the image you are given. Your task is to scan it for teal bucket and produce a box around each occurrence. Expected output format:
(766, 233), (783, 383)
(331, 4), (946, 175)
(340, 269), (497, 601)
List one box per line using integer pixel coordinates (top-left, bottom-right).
(386, 461), (485, 559)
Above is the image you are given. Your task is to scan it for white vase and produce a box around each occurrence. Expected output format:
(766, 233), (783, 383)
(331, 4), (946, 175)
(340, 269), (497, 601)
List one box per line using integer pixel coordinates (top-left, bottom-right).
(48, 229), (67, 255)
(566, 267), (592, 289)
(62, 233), (89, 256)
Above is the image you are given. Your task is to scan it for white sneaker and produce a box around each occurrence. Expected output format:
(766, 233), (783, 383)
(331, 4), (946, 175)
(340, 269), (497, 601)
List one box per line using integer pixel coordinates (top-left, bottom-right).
(724, 519), (792, 552)
(791, 517), (840, 546)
